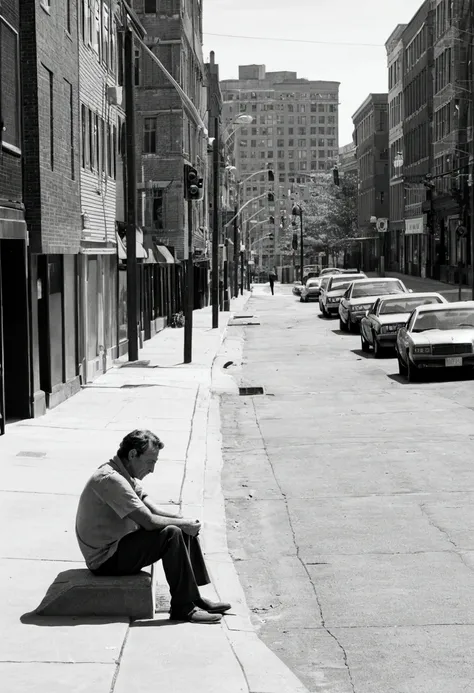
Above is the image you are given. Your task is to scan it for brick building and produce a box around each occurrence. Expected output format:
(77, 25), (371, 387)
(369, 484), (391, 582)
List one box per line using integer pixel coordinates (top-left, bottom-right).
(220, 65), (339, 273)
(20, 0), (82, 413)
(0, 0), (31, 431)
(386, 23), (406, 272)
(401, 1), (433, 278)
(352, 94), (389, 270)
(77, 0), (127, 383)
(130, 0), (208, 263)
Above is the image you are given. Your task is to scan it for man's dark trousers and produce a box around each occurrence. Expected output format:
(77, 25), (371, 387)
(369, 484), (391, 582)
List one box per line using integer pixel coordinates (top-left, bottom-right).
(92, 526), (210, 611)
(269, 278), (275, 295)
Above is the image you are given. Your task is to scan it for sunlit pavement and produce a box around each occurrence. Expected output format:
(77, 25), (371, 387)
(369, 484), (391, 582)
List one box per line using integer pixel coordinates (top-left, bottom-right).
(221, 281), (474, 693)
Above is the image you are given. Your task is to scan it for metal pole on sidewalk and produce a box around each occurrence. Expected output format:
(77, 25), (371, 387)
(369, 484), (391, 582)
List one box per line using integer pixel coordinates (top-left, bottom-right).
(233, 202), (239, 297)
(124, 24), (138, 362)
(211, 117), (220, 328)
(300, 209), (304, 283)
(184, 199), (194, 363)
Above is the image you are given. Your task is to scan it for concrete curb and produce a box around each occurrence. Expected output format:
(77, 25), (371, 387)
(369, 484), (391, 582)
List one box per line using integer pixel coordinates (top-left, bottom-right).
(180, 289), (310, 693)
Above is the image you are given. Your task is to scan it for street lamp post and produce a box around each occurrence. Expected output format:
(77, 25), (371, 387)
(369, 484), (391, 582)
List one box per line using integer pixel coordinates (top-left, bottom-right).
(292, 204), (304, 282)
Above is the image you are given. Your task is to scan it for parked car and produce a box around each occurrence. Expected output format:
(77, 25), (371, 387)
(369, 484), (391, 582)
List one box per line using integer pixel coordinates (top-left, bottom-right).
(320, 267), (342, 277)
(396, 301), (474, 382)
(300, 278), (323, 302)
(339, 277), (409, 332)
(319, 273), (367, 318)
(292, 283), (303, 297)
(360, 292), (447, 357)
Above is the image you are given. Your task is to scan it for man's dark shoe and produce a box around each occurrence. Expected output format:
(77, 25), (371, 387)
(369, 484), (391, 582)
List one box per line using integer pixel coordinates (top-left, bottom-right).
(195, 597), (232, 614)
(170, 606), (222, 624)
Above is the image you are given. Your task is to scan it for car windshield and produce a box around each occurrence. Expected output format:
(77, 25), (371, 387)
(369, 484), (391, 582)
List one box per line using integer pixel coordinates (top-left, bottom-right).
(352, 281), (403, 298)
(412, 308), (474, 332)
(330, 277), (362, 291)
(380, 296), (441, 315)
(307, 280), (320, 287)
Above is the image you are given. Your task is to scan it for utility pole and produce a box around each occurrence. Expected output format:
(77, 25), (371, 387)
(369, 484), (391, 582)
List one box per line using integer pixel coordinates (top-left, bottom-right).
(233, 201), (239, 297)
(184, 197), (194, 362)
(209, 53), (220, 329)
(124, 22), (138, 362)
(300, 208), (304, 283)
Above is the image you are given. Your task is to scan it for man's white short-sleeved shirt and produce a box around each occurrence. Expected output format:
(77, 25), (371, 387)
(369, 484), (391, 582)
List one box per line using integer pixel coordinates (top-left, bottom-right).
(75, 456), (147, 570)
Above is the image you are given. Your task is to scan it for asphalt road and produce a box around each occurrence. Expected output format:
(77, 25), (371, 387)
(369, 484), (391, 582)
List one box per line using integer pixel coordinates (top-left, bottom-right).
(221, 282), (474, 693)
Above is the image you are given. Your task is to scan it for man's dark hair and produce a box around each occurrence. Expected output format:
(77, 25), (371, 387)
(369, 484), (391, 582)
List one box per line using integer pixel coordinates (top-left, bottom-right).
(117, 429), (164, 460)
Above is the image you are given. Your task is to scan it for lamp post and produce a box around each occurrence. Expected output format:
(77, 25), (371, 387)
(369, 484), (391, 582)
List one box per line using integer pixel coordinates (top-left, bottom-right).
(292, 204), (304, 282)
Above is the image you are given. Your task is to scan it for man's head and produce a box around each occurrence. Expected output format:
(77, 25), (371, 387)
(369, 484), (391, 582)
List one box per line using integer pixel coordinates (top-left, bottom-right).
(117, 429), (164, 480)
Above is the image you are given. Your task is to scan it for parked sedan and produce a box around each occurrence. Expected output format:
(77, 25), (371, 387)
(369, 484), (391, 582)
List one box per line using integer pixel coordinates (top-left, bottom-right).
(292, 283), (303, 297)
(300, 278), (323, 302)
(360, 292), (446, 357)
(339, 277), (409, 332)
(396, 301), (474, 382)
(319, 273), (367, 317)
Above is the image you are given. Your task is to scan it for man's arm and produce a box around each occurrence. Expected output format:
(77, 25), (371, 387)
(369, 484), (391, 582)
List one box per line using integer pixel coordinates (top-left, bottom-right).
(128, 506), (200, 536)
(142, 496), (182, 519)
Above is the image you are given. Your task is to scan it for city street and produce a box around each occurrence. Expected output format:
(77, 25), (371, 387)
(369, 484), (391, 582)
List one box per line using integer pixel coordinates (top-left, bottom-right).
(221, 281), (474, 693)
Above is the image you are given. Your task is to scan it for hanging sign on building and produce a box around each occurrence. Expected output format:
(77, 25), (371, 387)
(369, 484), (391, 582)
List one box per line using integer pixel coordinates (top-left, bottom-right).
(405, 216), (425, 235)
(376, 218), (388, 233)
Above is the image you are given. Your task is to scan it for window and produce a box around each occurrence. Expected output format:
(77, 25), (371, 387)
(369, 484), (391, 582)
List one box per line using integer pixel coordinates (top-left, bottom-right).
(288, 139), (294, 147)
(101, 118), (105, 174)
(297, 116), (306, 125)
(143, 117), (157, 153)
(93, 0), (101, 56)
(0, 17), (21, 151)
(151, 189), (164, 229)
(251, 140), (256, 147)
(112, 124), (117, 178)
(95, 113), (100, 171)
(88, 109), (94, 170)
(318, 104), (325, 112)
(44, 66), (54, 169)
(81, 104), (87, 168)
(110, 17), (116, 74)
(288, 128), (294, 135)
(277, 139), (284, 147)
(310, 127), (317, 135)
(65, 80), (74, 179)
(319, 116), (325, 124)
(298, 139), (306, 147)
(134, 48), (140, 85)
(310, 139), (316, 147)
(67, 0), (72, 33)
(298, 127), (306, 135)
(145, 0), (156, 12)
(102, 4), (110, 67)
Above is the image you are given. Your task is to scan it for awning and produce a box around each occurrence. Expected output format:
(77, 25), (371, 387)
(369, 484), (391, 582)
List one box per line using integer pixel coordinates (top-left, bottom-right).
(115, 231), (148, 260)
(156, 245), (175, 264)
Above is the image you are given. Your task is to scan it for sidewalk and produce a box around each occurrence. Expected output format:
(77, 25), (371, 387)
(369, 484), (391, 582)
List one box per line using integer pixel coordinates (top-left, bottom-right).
(369, 270), (473, 301)
(0, 293), (307, 693)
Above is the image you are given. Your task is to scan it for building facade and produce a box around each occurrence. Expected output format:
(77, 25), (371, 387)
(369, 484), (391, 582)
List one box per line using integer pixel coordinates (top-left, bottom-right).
(131, 0), (208, 262)
(220, 65), (339, 273)
(386, 24), (406, 272)
(401, 1), (433, 278)
(338, 143), (357, 177)
(21, 0), (82, 413)
(0, 0), (31, 431)
(77, 0), (126, 383)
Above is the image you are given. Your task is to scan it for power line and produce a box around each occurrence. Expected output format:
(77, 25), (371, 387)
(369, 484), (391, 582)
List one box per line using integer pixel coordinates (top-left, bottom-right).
(203, 32), (383, 48)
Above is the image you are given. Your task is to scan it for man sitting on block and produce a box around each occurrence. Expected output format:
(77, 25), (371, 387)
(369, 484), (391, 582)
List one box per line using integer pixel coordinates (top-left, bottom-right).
(75, 429), (231, 624)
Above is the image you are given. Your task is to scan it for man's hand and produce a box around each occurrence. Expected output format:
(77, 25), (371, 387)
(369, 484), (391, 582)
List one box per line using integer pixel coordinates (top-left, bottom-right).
(181, 519), (201, 537)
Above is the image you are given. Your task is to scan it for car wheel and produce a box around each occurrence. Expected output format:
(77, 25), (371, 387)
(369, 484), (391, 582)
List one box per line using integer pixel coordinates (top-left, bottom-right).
(407, 355), (419, 383)
(322, 305), (328, 318)
(304, 297), (309, 303)
(398, 354), (408, 376)
(339, 316), (348, 332)
(299, 297), (304, 303)
(347, 316), (356, 333)
(373, 335), (382, 358)
(361, 333), (370, 352)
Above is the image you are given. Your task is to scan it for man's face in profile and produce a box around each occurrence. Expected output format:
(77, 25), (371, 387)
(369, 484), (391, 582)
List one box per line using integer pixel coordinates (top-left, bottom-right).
(128, 446), (160, 480)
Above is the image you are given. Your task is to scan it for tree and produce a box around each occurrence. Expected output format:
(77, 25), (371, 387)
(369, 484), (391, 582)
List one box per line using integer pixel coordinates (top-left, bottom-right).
(281, 171), (358, 265)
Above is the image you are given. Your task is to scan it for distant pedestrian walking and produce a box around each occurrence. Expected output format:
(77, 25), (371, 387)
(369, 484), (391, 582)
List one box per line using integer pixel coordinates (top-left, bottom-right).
(269, 270), (277, 295)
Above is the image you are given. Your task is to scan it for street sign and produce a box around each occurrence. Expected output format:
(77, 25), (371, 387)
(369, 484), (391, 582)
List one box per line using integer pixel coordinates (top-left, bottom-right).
(376, 218), (388, 233)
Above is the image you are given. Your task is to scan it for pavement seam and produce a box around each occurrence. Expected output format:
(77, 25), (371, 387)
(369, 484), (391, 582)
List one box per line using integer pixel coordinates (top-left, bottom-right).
(109, 622), (131, 693)
(250, 396), (358, 693)
(178, 384), (201, 507)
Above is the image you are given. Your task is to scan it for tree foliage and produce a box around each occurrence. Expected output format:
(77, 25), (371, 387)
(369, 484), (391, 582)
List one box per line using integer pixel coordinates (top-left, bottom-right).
(281, 172), (358, 258)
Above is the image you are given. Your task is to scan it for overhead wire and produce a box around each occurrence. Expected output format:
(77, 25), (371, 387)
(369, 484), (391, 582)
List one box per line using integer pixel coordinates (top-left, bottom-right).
(203, 32), (383, 48)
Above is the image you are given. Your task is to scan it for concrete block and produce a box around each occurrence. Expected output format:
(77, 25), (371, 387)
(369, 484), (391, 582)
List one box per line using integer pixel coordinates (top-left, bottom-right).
(35, 569), (154, 620)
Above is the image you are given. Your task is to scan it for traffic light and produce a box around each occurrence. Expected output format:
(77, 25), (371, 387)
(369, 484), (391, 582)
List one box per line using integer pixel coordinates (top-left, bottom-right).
(184, 164), (203, 200)
(333, 166), (340, 186)
(268, 192), (275, 202)
(268, 170), (275, 182)
(292, 233), (298, 250)
(269, 215), (275, 224)
(268, 233), (274, 241)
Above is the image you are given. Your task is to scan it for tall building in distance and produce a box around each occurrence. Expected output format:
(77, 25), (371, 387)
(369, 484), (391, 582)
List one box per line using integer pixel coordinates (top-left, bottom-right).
(220, 65), (339, 270)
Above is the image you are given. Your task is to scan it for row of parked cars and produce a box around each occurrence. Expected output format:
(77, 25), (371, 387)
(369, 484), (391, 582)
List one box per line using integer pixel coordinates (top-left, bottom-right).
(293, 268), (474, 382)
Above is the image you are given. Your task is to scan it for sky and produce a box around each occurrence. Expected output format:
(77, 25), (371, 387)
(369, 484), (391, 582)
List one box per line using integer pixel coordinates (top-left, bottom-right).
(202, 0), (424, 146)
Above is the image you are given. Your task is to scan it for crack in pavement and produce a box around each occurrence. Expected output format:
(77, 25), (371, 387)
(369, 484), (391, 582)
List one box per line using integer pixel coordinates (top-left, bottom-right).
(251, 398), (357, 693)
(419, 503), (473, 573)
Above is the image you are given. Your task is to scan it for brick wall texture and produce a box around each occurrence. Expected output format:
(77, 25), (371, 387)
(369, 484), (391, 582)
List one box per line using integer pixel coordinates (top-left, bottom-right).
(0, 0), (22, 204)
(20, 0), (82, 255)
